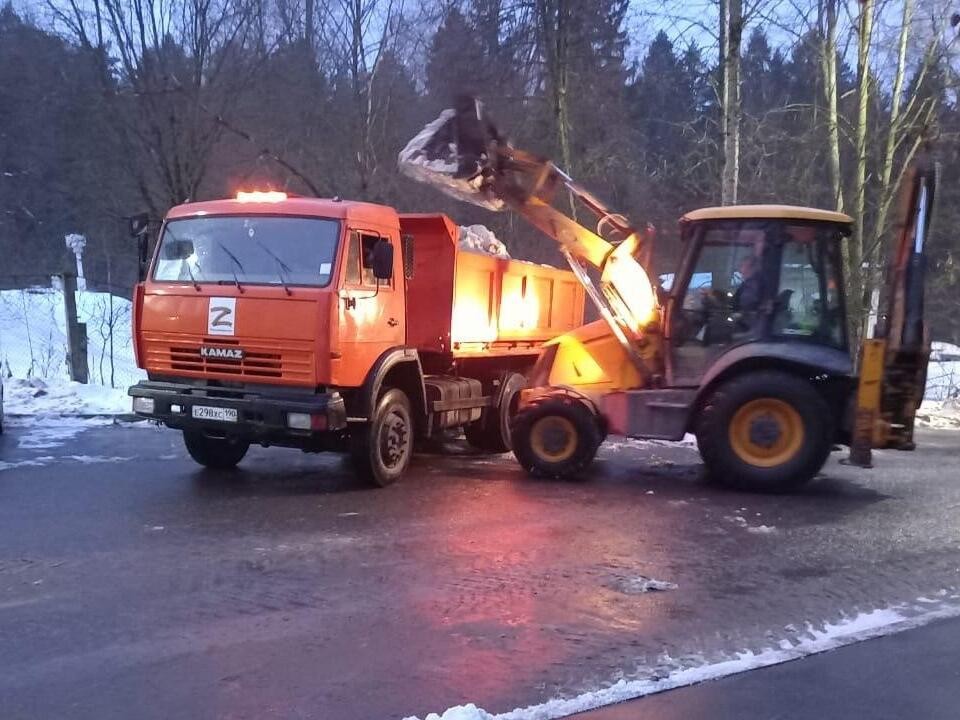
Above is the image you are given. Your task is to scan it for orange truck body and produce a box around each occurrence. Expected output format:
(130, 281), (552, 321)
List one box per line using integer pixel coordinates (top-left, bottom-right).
(129, 195), (583, 482)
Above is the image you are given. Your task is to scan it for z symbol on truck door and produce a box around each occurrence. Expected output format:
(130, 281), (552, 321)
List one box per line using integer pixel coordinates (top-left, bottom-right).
(208, 297), (237, 336)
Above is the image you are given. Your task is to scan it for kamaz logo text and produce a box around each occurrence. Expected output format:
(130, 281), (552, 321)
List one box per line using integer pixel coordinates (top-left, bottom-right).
(200, 346), (244, 360)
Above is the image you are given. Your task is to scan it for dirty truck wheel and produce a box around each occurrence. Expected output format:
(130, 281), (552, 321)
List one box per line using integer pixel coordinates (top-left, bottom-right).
(352, 388), (413, 487)
(510, 393), (602, 480)
(696, 371), (832, 493)
(465, 372), (526, 453)
(183, 431), (249, 469)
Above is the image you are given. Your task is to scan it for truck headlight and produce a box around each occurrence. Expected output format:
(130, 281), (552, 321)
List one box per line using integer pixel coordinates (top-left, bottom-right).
(133, 397), (155, 415)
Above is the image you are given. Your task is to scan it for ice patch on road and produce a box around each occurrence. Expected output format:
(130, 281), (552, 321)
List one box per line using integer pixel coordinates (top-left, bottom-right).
(7, 416), (115, 449)
(746, 524), (778, 535)
(0, 456), (56, 471)
(66, 455), (134, 464)
(404, 596), (960, 720)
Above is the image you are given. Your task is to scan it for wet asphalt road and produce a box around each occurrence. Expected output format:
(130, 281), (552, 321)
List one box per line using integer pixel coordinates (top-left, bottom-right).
(0, 420), (959, 720)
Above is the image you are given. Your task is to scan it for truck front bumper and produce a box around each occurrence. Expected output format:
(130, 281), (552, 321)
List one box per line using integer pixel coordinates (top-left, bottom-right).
(128, 380), (348, 442)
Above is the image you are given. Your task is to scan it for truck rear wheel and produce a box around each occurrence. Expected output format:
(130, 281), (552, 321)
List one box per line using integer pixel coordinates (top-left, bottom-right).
(183, 431), (249, 469)
(351, 388), (413, 487)
(510, 392), (602, 479)
(465, 372), (525, 453)
(695, 371), (832, 493)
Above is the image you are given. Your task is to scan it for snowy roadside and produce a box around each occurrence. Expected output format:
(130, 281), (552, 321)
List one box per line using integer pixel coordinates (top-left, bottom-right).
(3, 377), (132, 418)
(404, 594), (960, 720)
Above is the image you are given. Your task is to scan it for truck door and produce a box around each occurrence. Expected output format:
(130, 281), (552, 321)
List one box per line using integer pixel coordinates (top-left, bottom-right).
(337, 229), (406, 387)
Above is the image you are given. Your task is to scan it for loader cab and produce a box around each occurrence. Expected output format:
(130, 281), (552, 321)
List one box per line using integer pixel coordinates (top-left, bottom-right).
(666, 205), (853, 387)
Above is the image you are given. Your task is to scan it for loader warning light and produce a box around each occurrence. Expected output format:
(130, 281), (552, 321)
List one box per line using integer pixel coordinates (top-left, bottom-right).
(235, 190), (288, 203)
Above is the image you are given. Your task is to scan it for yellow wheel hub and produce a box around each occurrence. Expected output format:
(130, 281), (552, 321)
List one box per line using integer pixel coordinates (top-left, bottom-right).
(729, 398), (804, 468)
(530, 416), (578, 463)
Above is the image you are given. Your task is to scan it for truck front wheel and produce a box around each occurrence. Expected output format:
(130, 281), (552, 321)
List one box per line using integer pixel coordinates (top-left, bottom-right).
(183, 431), (249, 469)
(695, 371), (833, 493)
(510, 392), (602, 479)
(351, 388), (413, 487)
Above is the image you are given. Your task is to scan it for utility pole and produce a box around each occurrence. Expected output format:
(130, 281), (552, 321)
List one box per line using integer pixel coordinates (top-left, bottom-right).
(61, 271), (89, 384)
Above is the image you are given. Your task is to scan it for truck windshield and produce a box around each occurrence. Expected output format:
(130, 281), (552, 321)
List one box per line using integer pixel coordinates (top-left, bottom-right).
(153, 216), (340, 287)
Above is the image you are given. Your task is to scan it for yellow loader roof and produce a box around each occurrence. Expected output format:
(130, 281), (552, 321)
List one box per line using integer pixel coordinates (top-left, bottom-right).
(682, 204), (853, 224)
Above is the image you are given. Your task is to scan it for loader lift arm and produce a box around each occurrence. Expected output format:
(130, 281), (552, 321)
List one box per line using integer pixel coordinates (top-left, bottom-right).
(401, 97), (661, 380)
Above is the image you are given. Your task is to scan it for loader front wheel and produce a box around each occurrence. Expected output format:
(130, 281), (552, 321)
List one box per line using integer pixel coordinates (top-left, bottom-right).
(696, 371), (832, 493)
(511, 392), (602, 480)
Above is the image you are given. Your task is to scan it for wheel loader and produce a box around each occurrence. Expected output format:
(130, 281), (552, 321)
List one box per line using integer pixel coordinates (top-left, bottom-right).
(399, 98), (937, 492)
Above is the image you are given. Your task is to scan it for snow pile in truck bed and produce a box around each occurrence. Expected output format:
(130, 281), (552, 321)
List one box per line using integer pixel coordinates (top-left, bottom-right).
(458, 224), (510, 259)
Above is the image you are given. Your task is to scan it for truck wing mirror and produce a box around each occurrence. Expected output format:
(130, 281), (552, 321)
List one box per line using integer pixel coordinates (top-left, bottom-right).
(371, 239), (394, 281)
(128, 212), (151, 281)
(129, 212), (149, 238)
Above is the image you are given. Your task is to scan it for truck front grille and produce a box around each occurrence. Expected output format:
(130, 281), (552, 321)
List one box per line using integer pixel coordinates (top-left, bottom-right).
(142, 332), (314, 385)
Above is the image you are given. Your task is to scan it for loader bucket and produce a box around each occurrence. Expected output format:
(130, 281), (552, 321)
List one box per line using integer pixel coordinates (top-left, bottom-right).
(398, 96), (505, 211)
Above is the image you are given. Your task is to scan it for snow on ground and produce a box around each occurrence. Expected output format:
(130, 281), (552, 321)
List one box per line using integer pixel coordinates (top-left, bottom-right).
(916, 399), (960, 429)
(0, 286), (143, 417)
(4, 377), (131, 416)
(925, 341), (960, 401)
(0, 286), (143, 388)
(404, 595), (960, 720)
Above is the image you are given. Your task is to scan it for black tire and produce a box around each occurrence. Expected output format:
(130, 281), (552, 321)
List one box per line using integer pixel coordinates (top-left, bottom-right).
(183, 430), (249, 469)
(465, 372), (526, 453)
(695, 370), (833, 493)
(351, 388), (413, 487)
(510, 391), (602, 479)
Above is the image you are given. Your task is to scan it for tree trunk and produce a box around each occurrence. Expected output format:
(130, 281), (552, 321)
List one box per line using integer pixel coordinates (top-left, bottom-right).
(849, 0), (875, 347)
(820, 0), (844, 213)
(720, 0), (742, 206)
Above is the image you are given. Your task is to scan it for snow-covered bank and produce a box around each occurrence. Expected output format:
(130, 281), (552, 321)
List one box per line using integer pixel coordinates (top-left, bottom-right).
(0, 286), (143, 417)
(404, 595), (960, 720)
(0, 286), (143, 388)
(3, 377), (131, 416)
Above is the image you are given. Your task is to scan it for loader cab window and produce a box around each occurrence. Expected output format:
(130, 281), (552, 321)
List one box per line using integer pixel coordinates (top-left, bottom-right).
(773, 225), (846, 349)
(675, 224), (768, 348)
(670, 222), (772, 385)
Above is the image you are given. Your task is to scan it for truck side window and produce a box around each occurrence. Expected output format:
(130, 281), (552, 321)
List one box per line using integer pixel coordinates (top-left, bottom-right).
(360, 233), (385, 287)
(345, 231), (361, 285)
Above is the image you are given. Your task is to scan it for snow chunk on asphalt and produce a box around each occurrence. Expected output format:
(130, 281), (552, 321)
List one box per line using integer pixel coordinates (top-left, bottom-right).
(619, 576), (678, 593)
(406, 704), (494, 720)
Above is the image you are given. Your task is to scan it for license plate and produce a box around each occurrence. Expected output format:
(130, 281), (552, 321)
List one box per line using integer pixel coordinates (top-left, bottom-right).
(191, 405), (238, 423)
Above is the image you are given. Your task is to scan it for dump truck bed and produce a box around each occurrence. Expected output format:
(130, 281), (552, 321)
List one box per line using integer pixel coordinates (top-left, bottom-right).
(400, 214), (585, 358)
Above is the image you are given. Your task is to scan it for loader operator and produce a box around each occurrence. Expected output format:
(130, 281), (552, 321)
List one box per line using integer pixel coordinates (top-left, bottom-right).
(732, 254), (763, 314)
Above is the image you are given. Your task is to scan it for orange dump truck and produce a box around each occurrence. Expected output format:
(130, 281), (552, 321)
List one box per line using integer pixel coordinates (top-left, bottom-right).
(128, 194), (584, 485)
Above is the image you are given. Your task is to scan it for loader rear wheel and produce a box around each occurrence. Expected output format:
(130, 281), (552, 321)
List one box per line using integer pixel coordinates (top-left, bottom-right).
(351, 388), (413, 487)
(465, 372), (525, 453)
(511, 392), (602, 479)
(183, 431), (249, 469)
(695, 371), (832, 493)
